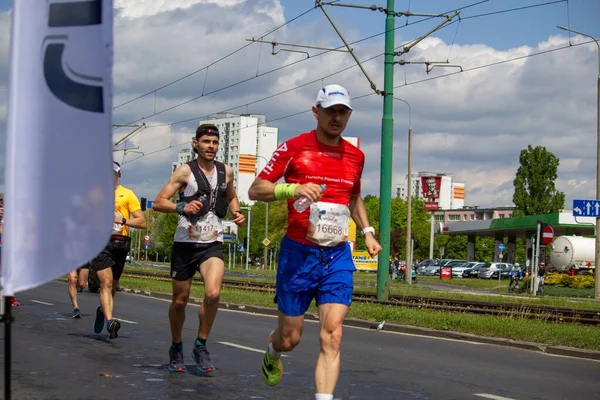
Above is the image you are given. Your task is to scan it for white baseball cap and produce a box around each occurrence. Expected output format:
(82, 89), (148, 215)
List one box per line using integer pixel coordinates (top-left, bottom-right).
(315, 84), (352, 110)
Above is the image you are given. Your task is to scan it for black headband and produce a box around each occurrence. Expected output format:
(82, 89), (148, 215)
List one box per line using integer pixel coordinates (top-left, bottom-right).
(196, 127), (219, 139)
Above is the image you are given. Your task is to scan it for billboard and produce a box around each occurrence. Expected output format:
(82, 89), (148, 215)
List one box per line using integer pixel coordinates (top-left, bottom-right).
(352, 251), (377, 271)
(421, 175), (442, 199)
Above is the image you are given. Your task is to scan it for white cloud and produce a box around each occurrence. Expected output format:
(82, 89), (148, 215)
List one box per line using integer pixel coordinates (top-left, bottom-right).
(0, 1), (598, 210)
(114, 0), (246, 19)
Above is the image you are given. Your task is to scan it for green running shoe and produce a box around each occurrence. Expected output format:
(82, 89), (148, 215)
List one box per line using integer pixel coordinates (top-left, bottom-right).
(261, 331), (283, 387)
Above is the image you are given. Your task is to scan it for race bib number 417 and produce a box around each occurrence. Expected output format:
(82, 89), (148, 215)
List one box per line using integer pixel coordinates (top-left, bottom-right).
(188, 213), (220, 241)
(306, 202), (350, 247)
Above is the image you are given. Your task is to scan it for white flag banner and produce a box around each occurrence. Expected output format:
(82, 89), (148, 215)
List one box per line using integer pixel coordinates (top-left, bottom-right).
(2, 0), (115, 295)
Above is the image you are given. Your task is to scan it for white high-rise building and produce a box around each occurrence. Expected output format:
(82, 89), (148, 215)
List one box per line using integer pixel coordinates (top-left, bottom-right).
(203, 113), (278, 205)
(171, 148), (194, 172)
(394, 171), (465, 210)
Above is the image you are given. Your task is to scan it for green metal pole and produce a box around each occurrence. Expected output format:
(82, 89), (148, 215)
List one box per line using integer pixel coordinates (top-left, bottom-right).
(377, 0), (395, 301)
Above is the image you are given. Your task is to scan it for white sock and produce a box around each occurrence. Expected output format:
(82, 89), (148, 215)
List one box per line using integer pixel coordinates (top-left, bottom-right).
(315, 394), (333, 400)
(268, 342), (281, 359)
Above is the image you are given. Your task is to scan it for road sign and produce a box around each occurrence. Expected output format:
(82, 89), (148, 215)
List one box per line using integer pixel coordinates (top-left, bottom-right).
(499, 243), (505, 252)
(147, 200), (153, 209)
(262, 238), (271, 246)
(439, 246), (445, 256)
(542, 225), (554, 245)
(573, 199), (600, 217)
(144, 245), (148, 250)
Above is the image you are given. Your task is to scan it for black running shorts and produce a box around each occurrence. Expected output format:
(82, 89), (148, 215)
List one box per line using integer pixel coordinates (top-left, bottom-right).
(170, 241), (224, 281)
(89, 236), (130, 281)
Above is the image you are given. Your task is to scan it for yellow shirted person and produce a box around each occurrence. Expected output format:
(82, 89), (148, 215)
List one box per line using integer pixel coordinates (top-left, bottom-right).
(84, 162), (147, 339)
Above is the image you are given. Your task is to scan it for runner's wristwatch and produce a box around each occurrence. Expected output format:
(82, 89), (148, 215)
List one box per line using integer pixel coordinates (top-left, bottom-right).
(361, 226), (375, 237)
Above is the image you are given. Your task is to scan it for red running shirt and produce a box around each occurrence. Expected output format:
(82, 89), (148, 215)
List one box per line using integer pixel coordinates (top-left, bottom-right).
(258, 130), (365, 245)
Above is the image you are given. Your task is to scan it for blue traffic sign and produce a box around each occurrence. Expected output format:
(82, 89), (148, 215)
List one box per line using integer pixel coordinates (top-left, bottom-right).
(499, 243), (505, 252)
(146, 200), (154, 209)
(573, 199), (600, 217)
(144, 245), (148, 250)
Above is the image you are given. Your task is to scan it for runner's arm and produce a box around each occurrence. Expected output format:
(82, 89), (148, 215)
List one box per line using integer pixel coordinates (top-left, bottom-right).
(249, 141), (294, 202)
(350, 193), (382, 257)
(349, 194), (372, 235)
(225, 164), (245, 225)
(125, 209), (146, 229)
(152, 165), (190, 213)
(248, 178), (277, 202)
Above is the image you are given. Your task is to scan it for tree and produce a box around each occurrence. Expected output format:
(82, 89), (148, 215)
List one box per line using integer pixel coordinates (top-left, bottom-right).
(512, 145), (565, 216)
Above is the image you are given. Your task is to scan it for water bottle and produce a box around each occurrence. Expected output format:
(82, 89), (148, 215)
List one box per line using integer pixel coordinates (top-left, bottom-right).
(293, 184), (326, 213)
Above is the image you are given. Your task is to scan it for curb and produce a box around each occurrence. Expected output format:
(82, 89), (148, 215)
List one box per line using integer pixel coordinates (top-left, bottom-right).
(120, 287), (600, 362)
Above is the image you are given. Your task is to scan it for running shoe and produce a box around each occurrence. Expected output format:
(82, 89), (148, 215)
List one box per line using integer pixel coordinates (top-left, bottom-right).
(261, 330), (283, 387)
(107, 319), (121, 339)
(169, 344), (186, 372)
(72, 308), (81, 319)
(192, 345), (214, 374)
(93, 306), (104, 334)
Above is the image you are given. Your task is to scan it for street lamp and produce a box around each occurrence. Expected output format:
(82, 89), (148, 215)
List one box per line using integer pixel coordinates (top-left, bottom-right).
(240, 206), (251, 270)
(393, 97), (413, 284)
(557, 26), (600, 299)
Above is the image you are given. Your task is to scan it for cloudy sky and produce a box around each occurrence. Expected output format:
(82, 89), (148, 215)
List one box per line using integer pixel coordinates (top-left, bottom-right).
(0, 0), (599, 208)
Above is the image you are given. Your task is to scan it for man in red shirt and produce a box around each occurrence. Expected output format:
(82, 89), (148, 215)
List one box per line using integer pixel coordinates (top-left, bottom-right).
(249, 84), (382, 400)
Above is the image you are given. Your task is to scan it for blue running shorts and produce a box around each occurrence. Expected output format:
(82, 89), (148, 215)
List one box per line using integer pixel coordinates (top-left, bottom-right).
(275, 235), (356, 317)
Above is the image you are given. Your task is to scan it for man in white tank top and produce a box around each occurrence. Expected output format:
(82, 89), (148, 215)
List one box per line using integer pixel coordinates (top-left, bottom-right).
(153, 123), (245, 374)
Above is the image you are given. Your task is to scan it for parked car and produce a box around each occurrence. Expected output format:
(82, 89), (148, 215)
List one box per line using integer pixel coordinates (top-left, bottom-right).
(460, 261), (484, 277)
(452, 261), (477, 278)
(478, 263), (511, 279)
(490, 264), (514, 279)
(414, 259), (435, 275)
(443, 260), (469, 277)
(423, 260), (442, 276)
(424, 259), (466, 276)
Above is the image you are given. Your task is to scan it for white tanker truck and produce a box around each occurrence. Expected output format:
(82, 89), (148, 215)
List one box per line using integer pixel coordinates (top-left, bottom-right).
(549, 235), (595, 274)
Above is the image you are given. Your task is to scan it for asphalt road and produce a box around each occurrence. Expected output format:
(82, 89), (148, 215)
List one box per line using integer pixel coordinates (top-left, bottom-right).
(0, 282), (598, 399)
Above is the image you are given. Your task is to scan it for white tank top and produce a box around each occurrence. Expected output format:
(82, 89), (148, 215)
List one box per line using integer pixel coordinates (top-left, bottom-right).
(174, 167), (224, 243)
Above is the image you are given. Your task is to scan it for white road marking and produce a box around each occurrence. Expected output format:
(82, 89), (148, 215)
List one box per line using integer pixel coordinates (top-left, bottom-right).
(474, 394), (518, 400)
(31, 300), (54, 306)
(115, 317), (138, 324)
(217, 341), (288, 357)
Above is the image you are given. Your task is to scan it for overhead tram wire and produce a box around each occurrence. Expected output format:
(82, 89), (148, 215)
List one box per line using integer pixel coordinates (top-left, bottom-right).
(112, 4), (320, 110)
(392, 38), (591, 90)
(135, 0), (569, 132)
(460, 0), (566, 20)
(115, 0), (492, 126)
(120, 0), (560, 126)
(122, 109), (312, 165)
(122, 38), (593, 166)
